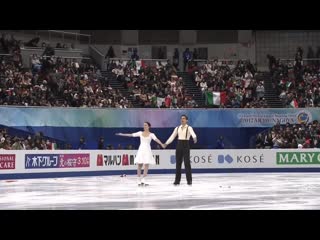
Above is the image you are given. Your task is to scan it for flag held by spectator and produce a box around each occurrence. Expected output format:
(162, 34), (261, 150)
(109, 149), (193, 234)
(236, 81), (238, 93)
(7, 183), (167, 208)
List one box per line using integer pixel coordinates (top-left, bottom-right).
(136, 61), (141, 70)
(206, 91), (226, 105)
(152, 96), (167, 107)
(290, 99), (298, 108)
(286, 81), (292, 88)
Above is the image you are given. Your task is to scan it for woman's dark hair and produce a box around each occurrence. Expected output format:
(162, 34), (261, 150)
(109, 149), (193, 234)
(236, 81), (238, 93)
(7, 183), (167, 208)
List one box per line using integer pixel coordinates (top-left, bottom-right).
(144, 122), (151, 127)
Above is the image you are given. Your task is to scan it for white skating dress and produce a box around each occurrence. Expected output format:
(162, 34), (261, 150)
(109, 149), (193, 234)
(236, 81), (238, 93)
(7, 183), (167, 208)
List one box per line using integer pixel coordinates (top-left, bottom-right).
(132, 131), (157, 164)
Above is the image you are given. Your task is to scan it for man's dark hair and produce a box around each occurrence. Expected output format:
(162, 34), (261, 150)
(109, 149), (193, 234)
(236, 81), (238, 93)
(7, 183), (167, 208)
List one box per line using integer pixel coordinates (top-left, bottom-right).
(181, 114), (188, 120)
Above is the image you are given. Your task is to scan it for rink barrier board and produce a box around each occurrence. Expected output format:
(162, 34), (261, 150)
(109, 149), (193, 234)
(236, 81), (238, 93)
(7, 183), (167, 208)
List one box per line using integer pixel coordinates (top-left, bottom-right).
(1, 149), (320, 179)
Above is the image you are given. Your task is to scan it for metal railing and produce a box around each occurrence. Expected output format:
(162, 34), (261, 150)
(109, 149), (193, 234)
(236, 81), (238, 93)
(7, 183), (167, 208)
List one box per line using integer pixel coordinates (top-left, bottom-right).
(3, 30), (92, 46)
(0, 53), (12, 56)
(32, 30), (91, 44)
(29, 54), (91, 68)
(0, 53), (13, 61)
(40, 55), (90, 60)
(22, 46), (83, 50)
(194, 58), (249, 63)
(279, 58), (320, 65)
(192, 58), (250, 69)
(104, 58), (169, 70)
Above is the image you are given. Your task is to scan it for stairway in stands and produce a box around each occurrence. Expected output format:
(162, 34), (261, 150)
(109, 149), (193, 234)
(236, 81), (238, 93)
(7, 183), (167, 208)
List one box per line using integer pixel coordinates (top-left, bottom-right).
(177, 72), (206, 107)
(100, 71), (140, 107)
(257, 72), (284, 108)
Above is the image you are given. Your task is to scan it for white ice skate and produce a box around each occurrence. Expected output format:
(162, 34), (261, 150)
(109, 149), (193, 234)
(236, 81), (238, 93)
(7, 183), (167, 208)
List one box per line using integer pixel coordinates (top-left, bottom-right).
(138, 178), (142, 186)
(141, 177), (149, 186)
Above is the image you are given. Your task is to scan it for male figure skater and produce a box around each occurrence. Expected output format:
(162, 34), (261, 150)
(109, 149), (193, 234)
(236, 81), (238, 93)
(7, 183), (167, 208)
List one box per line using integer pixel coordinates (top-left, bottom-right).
(164, 115), (197, 185)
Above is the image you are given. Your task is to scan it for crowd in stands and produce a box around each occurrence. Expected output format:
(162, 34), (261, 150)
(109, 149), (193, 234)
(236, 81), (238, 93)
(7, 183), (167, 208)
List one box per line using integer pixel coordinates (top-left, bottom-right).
(109, 58), (197, 108)
(269, 46), (320, 108)
(256, 120), (320, 149)
(188, 58), (268, 108)
(0, 128), (57, 150)
(0, 128), (137, 150)
(0, 52), (131, 108)
(2, 33), (320, 150)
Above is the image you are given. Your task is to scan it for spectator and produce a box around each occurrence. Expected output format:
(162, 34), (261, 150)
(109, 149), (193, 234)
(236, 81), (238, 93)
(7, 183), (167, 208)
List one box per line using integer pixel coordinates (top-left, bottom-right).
(183, 48), (192, 71)
(131, 49), (139, 61)
(0, 137), (6, 149)
(216, 136), (225, 149)
(160, 102), (166, 108)
(78, 136), (86, 149)
(42, 44), (55, 57)
(12, 50), (22, 69)
(106, 144), (114, 150)
(105, 46), (115, 70)
(97, 137), (104, 149)
(11, 137), (24, 150)
(25, 37), (40, 47)
(105, 46), (115, 59)
(256, 81), (265, 100)
(200, 79), (207, 93)
(272, 134), (283, 148)
(255, 134), (264, 148)
(0, 137), (11, 150)
(173, 48), (179, 70)
(126, 144), (133, 150)
(267, 54), (276, 71)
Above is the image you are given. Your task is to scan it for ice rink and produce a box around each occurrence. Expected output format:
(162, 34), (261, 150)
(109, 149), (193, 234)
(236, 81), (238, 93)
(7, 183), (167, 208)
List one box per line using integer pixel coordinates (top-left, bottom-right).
(1, 173), (320, 209)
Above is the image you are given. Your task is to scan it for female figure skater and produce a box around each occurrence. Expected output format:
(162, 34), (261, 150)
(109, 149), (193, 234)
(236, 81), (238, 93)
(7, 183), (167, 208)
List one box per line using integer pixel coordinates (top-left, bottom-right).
(116, 122), (165, 186)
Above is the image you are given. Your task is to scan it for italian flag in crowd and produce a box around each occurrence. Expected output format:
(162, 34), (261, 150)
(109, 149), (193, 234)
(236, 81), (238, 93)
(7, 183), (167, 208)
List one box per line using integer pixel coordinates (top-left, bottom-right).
(47, 142), (57, 150)
(290, 99), (298, 108)
(157, 97), (165, 107)
(151, 96), (165, 107)
(206, 91), (227, 106)
(135, 60), (146, 70)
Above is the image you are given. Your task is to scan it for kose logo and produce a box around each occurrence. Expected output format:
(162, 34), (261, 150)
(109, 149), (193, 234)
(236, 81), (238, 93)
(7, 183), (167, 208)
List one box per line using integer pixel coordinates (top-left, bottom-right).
(218, 155), (233, 164)
(218, 154), (264, 164)
(97, 154), (160, 166)
(170, 155), (214, 164)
